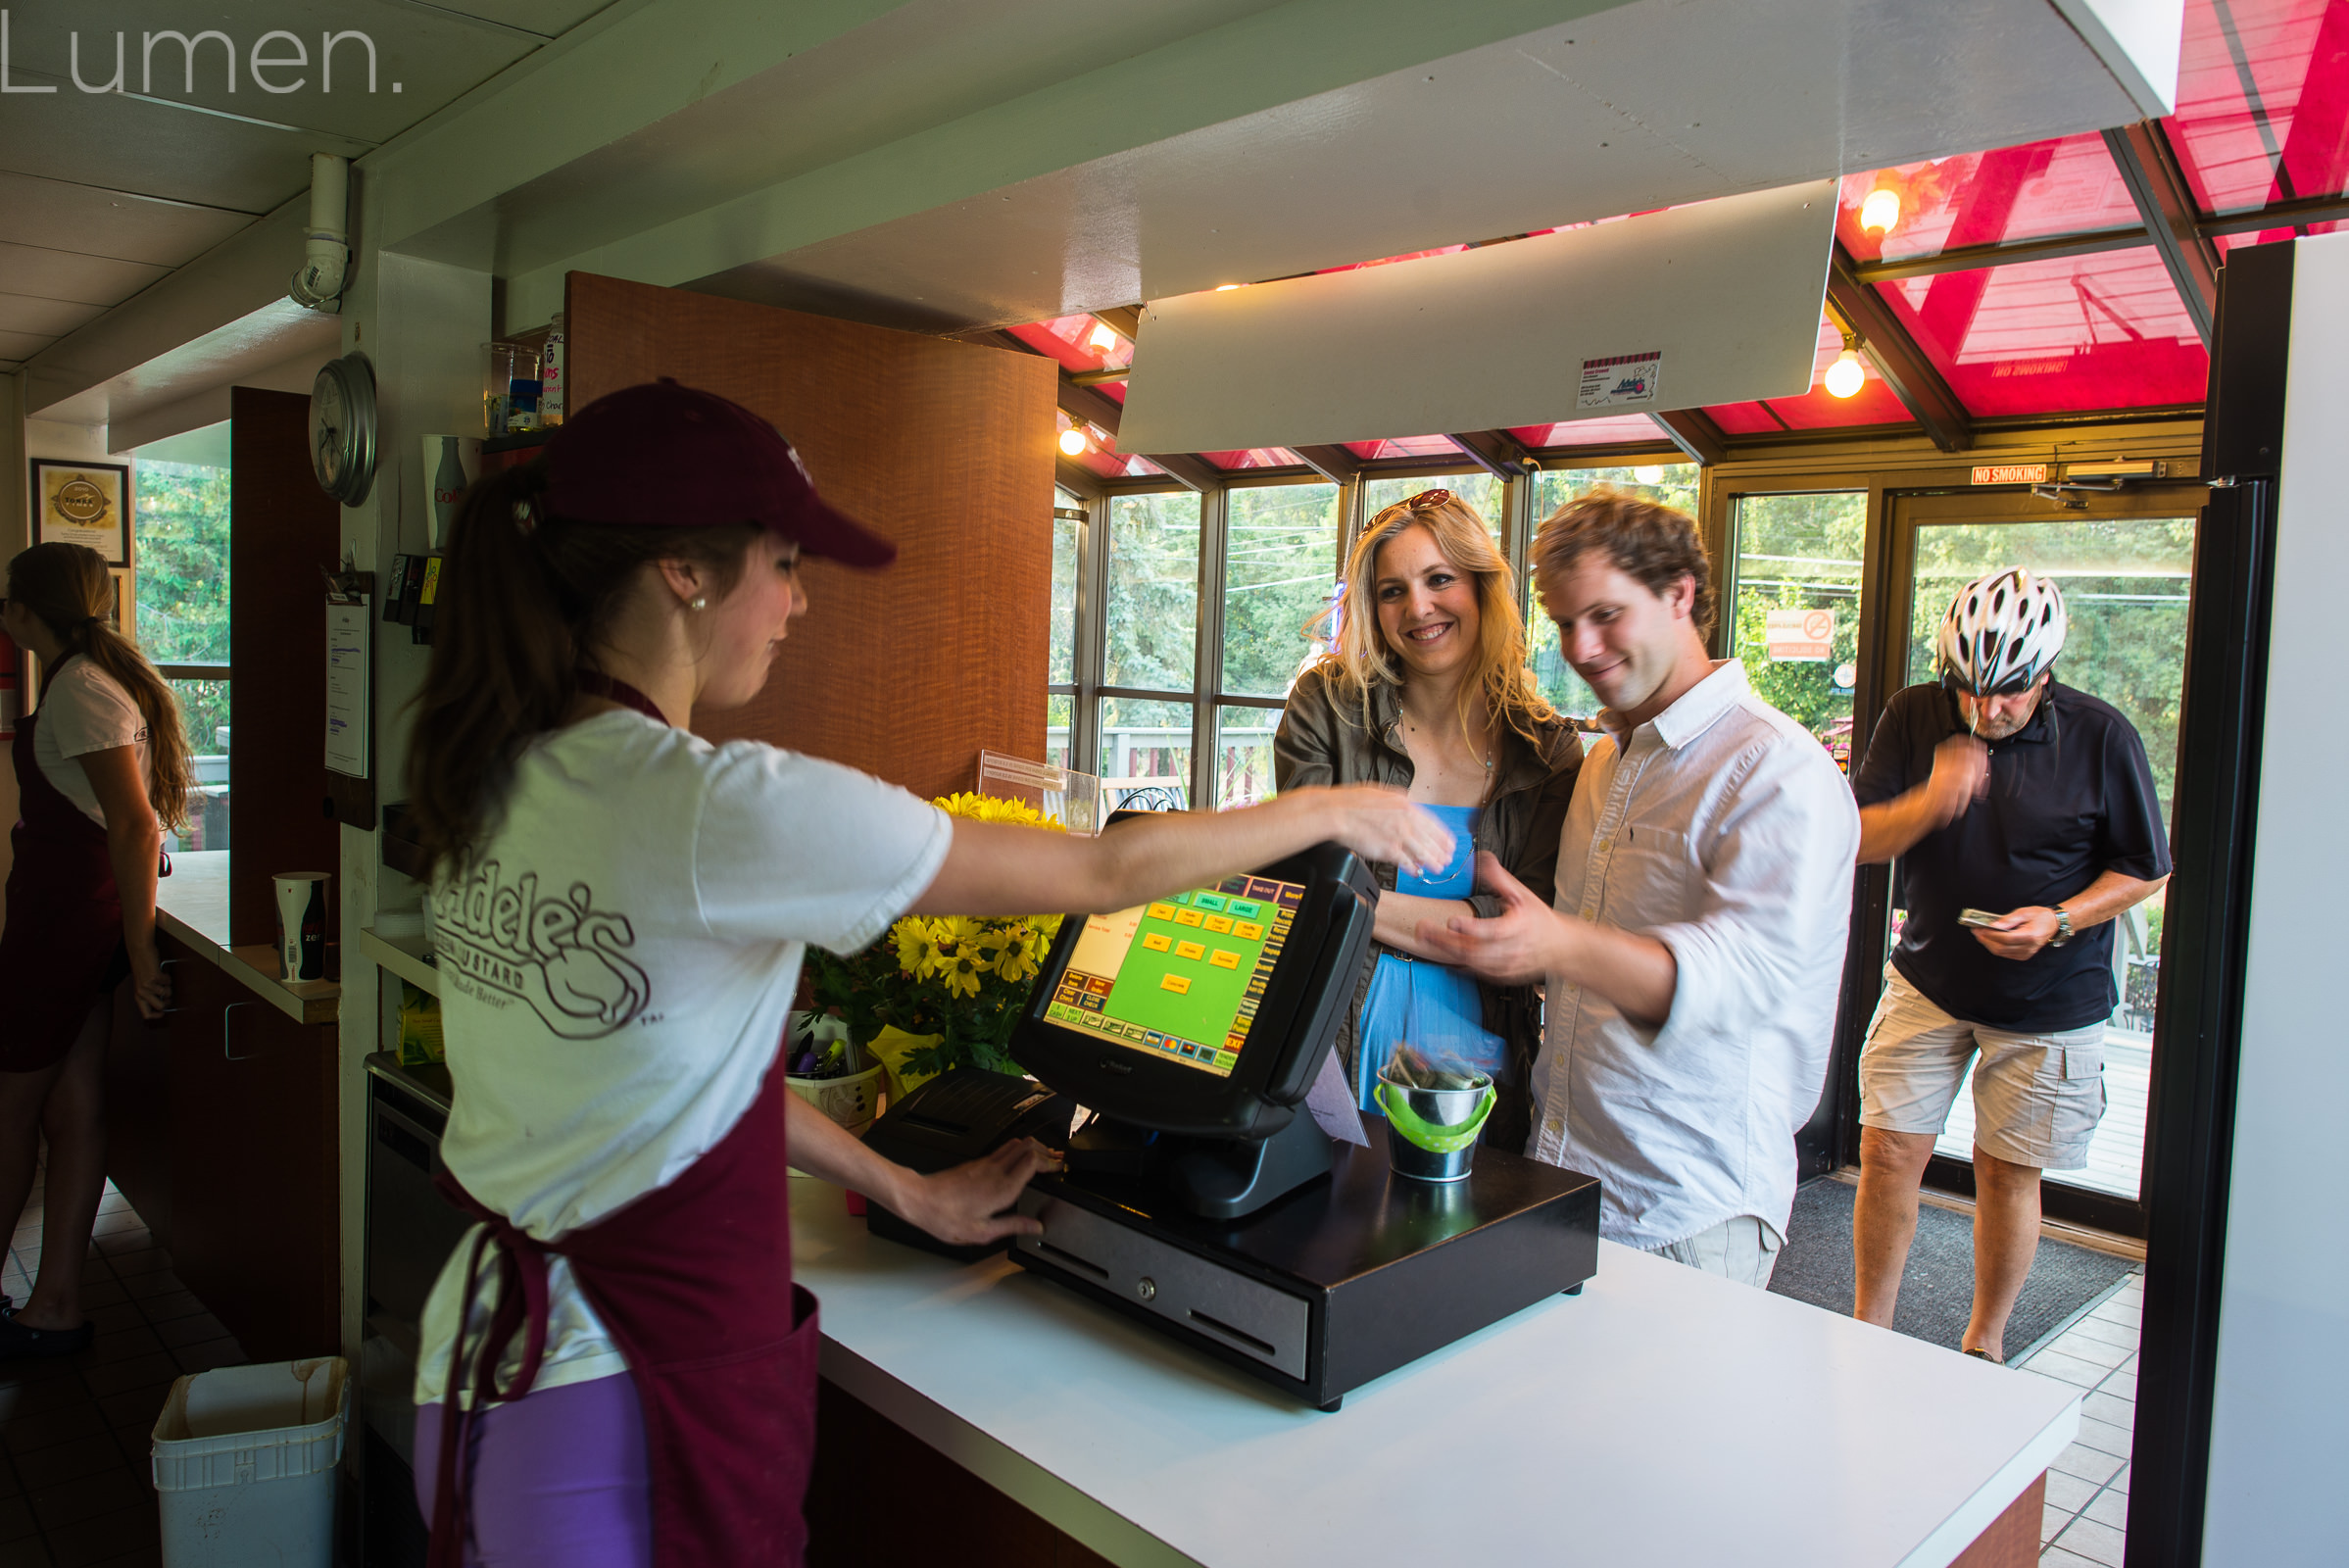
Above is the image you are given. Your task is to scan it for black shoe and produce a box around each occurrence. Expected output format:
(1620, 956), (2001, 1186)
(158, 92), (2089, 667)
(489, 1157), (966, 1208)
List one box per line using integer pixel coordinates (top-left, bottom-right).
(0, 1305), (95, 1360)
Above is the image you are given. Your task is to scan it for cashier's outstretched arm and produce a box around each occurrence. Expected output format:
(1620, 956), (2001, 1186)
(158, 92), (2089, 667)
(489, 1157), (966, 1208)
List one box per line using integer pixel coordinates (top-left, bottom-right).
(784, 1093), (1055, 1245)
(1415, 854), (1680, 1028)
(909, 785), (1451, 918)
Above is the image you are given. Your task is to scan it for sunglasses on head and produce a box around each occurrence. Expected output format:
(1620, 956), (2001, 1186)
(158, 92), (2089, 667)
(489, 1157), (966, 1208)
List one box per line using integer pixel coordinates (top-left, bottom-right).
(1404, 488), (1451, 512)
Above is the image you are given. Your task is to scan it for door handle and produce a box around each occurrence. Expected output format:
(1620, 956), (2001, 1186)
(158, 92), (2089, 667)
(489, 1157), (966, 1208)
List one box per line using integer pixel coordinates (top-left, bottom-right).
(224, 1001), (259, 1060)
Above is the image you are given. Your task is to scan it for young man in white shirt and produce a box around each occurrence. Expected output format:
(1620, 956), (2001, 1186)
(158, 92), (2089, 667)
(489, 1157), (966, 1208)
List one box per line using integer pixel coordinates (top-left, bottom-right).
(1421, 491), (1859, 1286)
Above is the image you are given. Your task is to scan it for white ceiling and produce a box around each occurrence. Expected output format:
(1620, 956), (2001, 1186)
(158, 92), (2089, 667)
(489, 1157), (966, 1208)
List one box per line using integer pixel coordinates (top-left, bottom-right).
(0, 0), (612, 383)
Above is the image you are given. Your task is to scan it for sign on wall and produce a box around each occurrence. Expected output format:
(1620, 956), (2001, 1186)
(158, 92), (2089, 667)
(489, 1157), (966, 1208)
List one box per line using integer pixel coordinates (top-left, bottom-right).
(1765, 608), (1835, 662)
(29, 460), (131, 565)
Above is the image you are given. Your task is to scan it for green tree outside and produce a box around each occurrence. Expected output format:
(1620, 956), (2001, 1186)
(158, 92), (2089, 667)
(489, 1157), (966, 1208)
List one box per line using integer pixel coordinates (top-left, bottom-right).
(133, 459), (232, 757)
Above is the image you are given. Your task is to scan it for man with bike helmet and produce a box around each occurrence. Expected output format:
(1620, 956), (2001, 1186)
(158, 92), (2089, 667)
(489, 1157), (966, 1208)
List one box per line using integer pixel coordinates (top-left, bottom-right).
(1846, 567), (2171, 1362)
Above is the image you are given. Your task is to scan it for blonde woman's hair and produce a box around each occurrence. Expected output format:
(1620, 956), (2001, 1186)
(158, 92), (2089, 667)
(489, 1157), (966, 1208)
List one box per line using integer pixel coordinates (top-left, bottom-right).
(1306, 490), (1555, 749)
(8, 542), (193, 832)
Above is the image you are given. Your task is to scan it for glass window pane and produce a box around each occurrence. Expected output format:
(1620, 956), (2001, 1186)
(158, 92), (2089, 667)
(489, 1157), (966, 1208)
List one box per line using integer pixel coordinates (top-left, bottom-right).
(1104, 491), (1201, 691)
(1873, 250), (2210, 416)
(1526, 466), (1701, 722)
(2170, 0), (2349, 218)
(170, 677), (232, 851)
(1727, 493), (1868, 771)
(1215, 706), (1281, 809)
(132, 448), (232, 663)
(1099, 697), (1193, 808)
(1050, 504), (1081, 686)
(1363, 472), (1504, 547)
(1221, 483), (1338, 699)
(1045, 693), (1072, 774)
(1835, 135), (2140, 267)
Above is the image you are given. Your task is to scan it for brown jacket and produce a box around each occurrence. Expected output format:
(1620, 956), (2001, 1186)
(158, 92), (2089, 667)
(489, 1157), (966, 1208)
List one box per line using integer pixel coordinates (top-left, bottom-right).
(1272, 662), (1583, 1152)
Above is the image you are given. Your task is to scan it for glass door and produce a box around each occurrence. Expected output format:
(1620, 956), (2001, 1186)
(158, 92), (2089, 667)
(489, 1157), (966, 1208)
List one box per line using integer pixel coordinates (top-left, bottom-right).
(1882, 484), (2207, 1227)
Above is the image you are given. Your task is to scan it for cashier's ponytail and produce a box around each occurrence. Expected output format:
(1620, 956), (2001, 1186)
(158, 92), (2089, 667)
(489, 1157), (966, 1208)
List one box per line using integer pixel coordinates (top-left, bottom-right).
(405, 457), (759, 877)
(6, 542), (193, 833)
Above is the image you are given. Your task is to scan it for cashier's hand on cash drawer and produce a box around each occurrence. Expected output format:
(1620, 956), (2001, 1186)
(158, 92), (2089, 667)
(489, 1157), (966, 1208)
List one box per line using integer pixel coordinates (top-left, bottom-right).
(895, 1138), (1062, 1246)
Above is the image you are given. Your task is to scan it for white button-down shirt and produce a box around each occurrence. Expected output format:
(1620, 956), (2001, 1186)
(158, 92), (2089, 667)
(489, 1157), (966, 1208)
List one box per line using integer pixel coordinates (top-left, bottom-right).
(1531, 660), (1860, 1249)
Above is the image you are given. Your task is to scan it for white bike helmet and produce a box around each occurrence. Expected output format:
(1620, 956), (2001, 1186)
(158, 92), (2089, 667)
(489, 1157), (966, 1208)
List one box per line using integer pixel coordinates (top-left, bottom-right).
(1935, 568), (2067, 695)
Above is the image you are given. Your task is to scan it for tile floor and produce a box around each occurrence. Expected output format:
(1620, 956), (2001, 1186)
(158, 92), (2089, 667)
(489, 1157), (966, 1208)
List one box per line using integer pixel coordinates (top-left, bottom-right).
(1, 1174), (246, 1567)
(2017, 1269), (2142, 1566)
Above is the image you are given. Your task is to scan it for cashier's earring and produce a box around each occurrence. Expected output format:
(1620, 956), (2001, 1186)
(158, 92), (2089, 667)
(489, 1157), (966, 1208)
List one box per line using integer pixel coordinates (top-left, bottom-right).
(688, 595), (708, 612)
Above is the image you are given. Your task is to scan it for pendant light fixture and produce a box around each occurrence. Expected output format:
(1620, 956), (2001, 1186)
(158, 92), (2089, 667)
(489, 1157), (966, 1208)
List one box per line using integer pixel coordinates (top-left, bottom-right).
(1058, 424), (1090, 456)
(1824, 332), (1867, 399)
(1859, 187), (1900, 236)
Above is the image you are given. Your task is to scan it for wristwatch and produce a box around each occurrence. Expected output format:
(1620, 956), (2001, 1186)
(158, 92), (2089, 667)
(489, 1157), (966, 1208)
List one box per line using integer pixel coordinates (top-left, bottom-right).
(2050, 906), (2075, 948)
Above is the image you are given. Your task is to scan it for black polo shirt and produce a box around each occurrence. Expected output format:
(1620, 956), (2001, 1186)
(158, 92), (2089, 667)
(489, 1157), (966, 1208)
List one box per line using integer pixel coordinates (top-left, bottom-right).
(1852, 681), (2172, 1032)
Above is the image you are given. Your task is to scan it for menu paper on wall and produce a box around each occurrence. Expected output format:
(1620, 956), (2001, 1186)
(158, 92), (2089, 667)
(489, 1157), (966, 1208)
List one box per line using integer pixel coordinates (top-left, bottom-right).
(325, 600), (371, 778)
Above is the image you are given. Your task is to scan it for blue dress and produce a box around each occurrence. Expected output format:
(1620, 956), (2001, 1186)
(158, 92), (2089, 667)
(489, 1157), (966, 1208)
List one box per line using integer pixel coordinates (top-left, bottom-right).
(1353, 805), (1507, 1110)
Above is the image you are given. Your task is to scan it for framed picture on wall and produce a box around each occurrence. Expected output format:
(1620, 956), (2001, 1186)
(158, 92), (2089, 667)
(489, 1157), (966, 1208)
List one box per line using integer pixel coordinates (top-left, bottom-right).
(30, 459), (131, 565)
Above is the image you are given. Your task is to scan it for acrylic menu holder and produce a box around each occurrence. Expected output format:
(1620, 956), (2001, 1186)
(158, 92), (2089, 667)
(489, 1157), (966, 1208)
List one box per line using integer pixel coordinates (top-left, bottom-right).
(974, 750), (1101, 836)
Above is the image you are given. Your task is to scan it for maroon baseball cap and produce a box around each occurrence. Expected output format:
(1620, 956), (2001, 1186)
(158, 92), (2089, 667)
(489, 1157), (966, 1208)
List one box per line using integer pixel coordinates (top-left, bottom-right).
(544, 378), (895, 567)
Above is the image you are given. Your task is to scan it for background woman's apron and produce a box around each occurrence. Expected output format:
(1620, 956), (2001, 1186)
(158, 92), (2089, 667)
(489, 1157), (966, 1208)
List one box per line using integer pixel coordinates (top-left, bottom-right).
(429, 1056), (819, 1568)
(0, 699), (124, 1072)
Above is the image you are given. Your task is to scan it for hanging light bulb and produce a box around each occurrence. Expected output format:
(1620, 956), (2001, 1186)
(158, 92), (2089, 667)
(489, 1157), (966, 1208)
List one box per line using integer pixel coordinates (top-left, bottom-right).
(1824, 336), (1867, 399)
(1633, 465), (1666, 485)
(1058, 425), (1089, 456)
(1859, 187), (1900, 236)
(1214, 283), (1242, 292)
(1085, 319), (1120, 353)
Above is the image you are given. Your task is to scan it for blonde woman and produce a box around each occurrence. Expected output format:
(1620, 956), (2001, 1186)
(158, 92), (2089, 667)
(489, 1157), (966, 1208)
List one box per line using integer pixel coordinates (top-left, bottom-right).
(0, 542), (188, 1358)
(1274, 488), (1582, 1151)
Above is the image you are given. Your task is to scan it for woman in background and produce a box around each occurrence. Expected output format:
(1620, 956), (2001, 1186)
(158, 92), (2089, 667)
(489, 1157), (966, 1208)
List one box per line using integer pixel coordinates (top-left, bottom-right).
(0, 542), (185, 1357)
(1275, 489), (1581, 1151)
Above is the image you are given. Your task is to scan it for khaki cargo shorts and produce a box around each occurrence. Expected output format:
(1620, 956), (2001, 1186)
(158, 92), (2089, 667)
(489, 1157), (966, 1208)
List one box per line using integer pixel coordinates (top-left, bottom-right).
(1857, 964), (2107, 1170)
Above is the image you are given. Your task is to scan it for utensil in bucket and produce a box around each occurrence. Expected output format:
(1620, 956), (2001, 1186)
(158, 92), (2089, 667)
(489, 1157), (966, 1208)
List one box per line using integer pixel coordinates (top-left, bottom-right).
(1374, 1069), (1494, 1182)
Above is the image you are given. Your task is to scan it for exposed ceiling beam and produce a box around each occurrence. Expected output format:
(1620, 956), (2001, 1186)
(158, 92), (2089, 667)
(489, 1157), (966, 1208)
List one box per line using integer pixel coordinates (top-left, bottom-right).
(2104, 122), (2220, 346)
(1825, 245), (1974, 453)
(976, 328), (1128, 437)
(1140, 450), (1227, 493)
(2193, 191), (2349, 237)
(1850, 228), (2150, 285)
(1053, 458), (1105, 500)
(1447, 428), (1537, 478)
(1291, 444), (1363, 484)
(1648, 409), (1729, 466)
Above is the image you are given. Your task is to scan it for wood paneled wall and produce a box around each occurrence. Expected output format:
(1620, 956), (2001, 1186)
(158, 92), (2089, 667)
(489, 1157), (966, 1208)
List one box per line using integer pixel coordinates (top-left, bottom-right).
(229, 388), (342, 948)
(564, 272), (1056, 801)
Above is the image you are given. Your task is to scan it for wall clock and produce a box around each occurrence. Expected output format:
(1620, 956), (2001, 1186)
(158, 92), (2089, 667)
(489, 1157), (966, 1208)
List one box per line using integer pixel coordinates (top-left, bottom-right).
(310, 352), (378, 506)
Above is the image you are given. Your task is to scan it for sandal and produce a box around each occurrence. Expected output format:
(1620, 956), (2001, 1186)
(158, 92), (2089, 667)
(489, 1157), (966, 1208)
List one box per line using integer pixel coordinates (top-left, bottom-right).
(1963, 1347), (2005, 1365)
(0, 1305), (95, 1360)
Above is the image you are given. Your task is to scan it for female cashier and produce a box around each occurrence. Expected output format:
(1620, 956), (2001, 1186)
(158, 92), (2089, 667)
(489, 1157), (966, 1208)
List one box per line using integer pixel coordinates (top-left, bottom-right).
(404, 380), (1448, 1568)
(0, 543), (187, 1359)
(1274, 489), (1581, 1151)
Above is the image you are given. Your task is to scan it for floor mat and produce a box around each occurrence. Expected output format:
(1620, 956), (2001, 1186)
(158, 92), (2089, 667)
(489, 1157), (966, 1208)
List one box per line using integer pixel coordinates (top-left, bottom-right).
(1768, 1178), (2138, 1354)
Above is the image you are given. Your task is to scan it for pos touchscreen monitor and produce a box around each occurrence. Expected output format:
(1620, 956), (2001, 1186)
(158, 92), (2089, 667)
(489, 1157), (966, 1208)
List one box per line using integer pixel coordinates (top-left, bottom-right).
(1010, 840), (1378, 1143)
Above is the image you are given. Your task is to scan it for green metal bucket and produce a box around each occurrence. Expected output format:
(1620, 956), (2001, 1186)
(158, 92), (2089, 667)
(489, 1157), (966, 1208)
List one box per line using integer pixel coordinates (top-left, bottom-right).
(1373, 1071), (1494, 1183)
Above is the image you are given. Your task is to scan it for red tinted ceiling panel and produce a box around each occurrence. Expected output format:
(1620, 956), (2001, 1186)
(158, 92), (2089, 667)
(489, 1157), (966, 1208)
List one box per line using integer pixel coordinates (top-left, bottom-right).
(1837, 135), (2140, 265)
(1201, 448), (1305, 469)
(1703, 403), (1790, 436)
(2168, 0), (2349, 215)
(1511, 416), (1669, 447)
(1761, 318), (1916, 427)
(1005, 315), (1132, 373)
(1344, 434), (1461, 461)
(1875, 249), (2209, 416)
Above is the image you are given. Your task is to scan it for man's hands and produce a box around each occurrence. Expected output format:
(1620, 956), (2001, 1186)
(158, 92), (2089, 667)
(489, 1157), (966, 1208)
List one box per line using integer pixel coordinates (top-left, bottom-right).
(1414, 853), (1564, 984)
(1972, 906), (2060, 961)
(1857, 734), (1988, 864)
(891, 1138), (1060, 1246)
(1920, 735), (1989, 826)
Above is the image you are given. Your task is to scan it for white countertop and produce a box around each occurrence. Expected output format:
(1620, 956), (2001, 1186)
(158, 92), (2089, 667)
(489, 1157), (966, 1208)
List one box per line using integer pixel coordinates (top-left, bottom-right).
(792, 1175), (2079, 1568)
(154, 850), (340, 1024)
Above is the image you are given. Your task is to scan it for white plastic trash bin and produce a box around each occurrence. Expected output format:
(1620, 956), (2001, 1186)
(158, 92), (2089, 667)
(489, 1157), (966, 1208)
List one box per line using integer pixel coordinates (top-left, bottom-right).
(151, 1357), (348, 1568)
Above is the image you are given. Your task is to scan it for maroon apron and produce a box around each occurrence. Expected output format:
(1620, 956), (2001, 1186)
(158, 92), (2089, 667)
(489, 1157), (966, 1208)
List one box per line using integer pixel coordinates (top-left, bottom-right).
(0, 698), (125, 1072)
(429, 673), (818, 1568)
(428, 1056), (816, 1567)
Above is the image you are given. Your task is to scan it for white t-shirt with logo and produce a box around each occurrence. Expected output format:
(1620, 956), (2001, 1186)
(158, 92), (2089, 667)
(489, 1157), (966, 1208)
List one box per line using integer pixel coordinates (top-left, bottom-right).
(32, 660), (151, 826)
(414, 710), (951, 1407)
